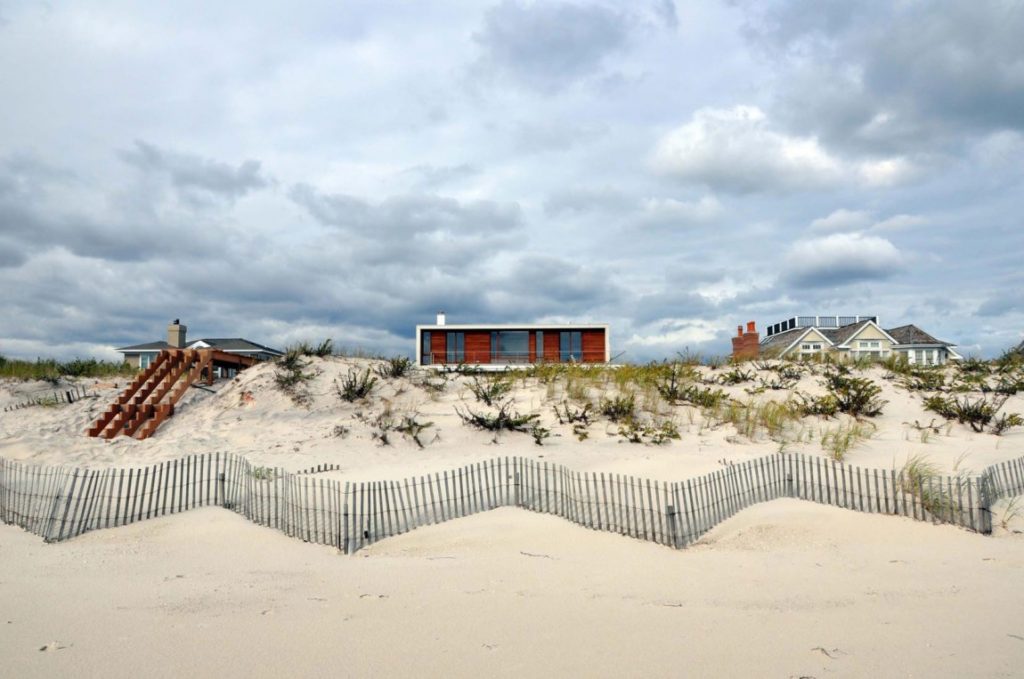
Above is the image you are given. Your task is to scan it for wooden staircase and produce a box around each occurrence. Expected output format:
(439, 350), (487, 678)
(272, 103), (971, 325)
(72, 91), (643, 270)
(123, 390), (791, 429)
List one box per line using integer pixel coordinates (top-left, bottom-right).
(87, 348), (257, 440)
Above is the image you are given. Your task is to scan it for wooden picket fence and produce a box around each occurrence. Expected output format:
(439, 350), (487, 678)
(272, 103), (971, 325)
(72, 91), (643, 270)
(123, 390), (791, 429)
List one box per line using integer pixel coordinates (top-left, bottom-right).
(3, 385), (92, 412)
(2, 452), (1022, 553)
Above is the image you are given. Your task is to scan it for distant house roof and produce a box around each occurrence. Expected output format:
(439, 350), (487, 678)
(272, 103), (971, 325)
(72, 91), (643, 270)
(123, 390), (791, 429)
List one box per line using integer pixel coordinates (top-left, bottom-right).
(759, 326), (822, 354)
(117, 340), (173, 352)
(118, 338), (283, 355)
(885, 324), (954, 347)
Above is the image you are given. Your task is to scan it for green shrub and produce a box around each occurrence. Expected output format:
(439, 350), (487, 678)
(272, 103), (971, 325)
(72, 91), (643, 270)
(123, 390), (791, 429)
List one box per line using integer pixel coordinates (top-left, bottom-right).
(553, 401), (592, 425)
(375, 356), (412, 379)
(796, 393), (840, 418)
(396, 414), (434, 448)
(467, 375), (513, 406)
(336, 368), (377, 402)
(821, 368), (886, 417)
(275, 351), (316, 405)
(599, 393), (636, 423)
(455, 401), (539, 434)
(288, 339), (334, 357)
(617, 419), (680, 445)
(893, 367), (946, 392)
(716, 367), (755, 385)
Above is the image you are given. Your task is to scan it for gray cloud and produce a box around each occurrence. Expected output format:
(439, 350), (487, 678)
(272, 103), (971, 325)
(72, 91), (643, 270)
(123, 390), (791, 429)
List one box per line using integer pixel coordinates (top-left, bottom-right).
(400, 164), (480, 190)
(119, 141), (270, 205)
(473, 0), (631, 92)
(288, 184), (522, 242)
(0, 1), (1020, 362)
(743, 1), (1024, 155)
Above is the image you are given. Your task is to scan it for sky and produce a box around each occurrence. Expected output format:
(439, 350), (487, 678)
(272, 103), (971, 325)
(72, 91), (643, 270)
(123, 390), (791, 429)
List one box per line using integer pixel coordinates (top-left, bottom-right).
(0, 0), (1022, 362)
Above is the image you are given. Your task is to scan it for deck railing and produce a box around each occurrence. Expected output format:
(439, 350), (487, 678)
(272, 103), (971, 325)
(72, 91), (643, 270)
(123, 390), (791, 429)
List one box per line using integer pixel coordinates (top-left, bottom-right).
(423, 350), (607, 365)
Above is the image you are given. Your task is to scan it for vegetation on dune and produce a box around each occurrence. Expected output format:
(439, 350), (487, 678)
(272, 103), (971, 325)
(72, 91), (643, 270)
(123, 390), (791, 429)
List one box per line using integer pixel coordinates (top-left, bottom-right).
(896, 453), (964, 517)
(287, 339), (335, 357)
(820, 420), (876, 461)
(0, 354), (135, 383)
(275, 350), (317, 406)
(923, 394), (1023, 435)
(375, 356), (412, 379)
(467, 374), (514, 406)
(336, 368), (378, 402)
(455, 401), (540, 434)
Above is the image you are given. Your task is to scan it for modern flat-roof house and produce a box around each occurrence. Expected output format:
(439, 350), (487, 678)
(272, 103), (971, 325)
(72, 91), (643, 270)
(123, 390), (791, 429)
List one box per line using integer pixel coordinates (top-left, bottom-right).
(117, 320), (284, 369)
(415, 313), (610, 368)
(733, 315), (961, 365)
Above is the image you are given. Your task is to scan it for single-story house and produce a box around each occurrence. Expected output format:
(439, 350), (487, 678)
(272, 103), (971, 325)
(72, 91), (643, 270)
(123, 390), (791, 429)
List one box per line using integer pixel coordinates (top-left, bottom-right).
(117, 320), (284, 369)
(748, 315), (961, 365)
(415, 313), (610, 368)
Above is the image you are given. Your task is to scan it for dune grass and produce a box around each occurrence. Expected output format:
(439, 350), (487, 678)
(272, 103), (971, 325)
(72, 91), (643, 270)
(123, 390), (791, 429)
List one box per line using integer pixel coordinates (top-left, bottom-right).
(0, 355), (136, 382)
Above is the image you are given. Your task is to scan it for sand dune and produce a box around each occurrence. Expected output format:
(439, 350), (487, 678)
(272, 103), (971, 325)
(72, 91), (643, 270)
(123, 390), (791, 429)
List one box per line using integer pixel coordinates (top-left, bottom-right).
(2, 357), (1023, 677)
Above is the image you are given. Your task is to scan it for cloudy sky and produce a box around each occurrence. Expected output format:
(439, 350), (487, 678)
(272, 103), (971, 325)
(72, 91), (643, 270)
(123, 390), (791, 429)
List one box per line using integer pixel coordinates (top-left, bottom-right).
(1, 0), (1022, 362)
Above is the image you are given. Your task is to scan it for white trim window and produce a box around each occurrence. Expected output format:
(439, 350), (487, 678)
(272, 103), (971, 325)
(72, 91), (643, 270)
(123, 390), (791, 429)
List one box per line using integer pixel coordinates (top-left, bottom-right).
(800, 342), (823, 353)
(140, 353), (155, 369)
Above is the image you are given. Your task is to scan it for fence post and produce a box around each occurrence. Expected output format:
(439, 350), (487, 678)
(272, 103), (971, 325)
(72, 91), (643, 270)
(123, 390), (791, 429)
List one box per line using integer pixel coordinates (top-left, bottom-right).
(217, 473), (226, 508)
(514, 471), (521, 507)
(977, 472), (993, 535)
(666, 504), (679, 549)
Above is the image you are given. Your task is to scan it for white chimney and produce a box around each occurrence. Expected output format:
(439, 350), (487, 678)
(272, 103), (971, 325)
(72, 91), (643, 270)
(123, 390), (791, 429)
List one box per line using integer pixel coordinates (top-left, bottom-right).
(436, 311), (446, 326)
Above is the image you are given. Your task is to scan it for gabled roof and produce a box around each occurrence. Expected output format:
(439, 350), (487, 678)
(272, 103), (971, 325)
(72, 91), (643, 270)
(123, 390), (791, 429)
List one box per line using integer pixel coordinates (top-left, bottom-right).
(885, 324), (954, 347)
(118, 338), (283, 355)
(117, 340), (172, 352)
(759, 326), (833, 355)
(192, 338), (284, 354)
(832, 320), (899, 348)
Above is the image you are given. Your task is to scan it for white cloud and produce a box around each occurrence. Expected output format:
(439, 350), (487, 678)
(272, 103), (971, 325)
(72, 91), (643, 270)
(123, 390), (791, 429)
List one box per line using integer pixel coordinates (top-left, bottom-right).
(652, 105), (915, 193)
(627, 318), (721, 347)
(810, 208), (872, 233)
(809, 208), (927, 234)
(784, 232), (905, 287)
(857, 157), (917, 187)
(871, 214), (927, 231)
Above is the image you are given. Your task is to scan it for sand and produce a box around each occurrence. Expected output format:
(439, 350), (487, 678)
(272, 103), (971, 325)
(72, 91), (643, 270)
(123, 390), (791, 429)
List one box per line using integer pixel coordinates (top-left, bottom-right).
(2, 357), (1024, 677)
(3, 502), (1023, 678)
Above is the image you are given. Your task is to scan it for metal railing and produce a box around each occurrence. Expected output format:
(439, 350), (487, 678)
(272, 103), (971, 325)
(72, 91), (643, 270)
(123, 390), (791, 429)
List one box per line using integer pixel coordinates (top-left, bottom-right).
(423, 350), (607, 365)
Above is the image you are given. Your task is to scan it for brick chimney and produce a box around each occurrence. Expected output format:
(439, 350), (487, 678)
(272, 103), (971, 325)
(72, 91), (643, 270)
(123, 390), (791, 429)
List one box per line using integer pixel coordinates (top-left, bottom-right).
(167, 319), (187, 348)
(731, 321), (760, 361)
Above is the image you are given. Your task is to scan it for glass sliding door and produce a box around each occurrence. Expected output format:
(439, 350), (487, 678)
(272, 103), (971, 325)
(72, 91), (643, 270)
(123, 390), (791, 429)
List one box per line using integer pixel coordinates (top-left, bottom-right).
(559, 331), (582, 362)
(446, 332), (464, 363)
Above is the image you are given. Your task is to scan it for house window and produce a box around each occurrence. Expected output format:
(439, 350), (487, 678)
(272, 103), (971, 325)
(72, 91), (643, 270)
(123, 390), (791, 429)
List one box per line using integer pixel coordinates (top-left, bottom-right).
(490, 331), (529, 363)
(140, 353), (154, 369)
(536, 331), (544, 361)
(859, 340), (881, 349)
(915, 349), (924, 364)
(446, 332), (464, 363)
(560, 331), (582, 362)
(801, 343), (822, 351)
(421, 331), (431, 365)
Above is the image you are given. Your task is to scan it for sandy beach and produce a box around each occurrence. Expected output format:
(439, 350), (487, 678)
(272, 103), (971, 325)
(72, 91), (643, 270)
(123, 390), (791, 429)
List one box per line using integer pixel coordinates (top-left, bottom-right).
(2, 357), (1024, 677)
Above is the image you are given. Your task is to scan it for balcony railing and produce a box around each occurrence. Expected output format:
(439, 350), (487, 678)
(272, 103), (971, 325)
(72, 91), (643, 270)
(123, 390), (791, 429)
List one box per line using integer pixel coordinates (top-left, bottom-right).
(422, 350), (607, 366)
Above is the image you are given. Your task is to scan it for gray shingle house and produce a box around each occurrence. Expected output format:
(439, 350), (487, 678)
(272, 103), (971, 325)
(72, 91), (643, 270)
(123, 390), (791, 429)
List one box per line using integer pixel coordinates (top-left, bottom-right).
(117, 320), (283, 369)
